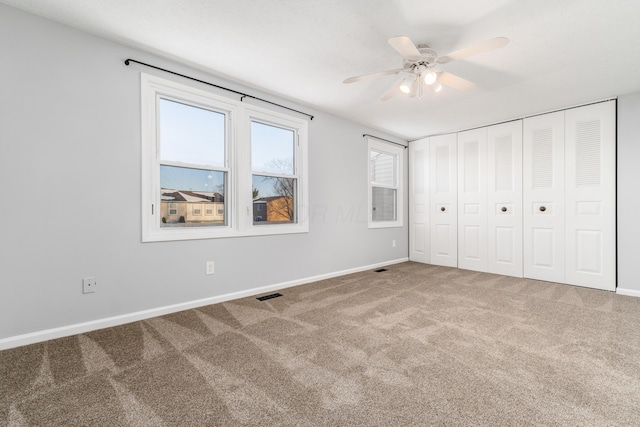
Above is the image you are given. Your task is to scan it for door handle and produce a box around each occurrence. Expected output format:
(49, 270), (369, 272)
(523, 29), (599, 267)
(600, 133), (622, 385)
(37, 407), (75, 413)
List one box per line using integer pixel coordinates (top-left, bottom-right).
(539, 206), (546, 212)
(440, 207), (446, 212)
(501, 207), (507, 212)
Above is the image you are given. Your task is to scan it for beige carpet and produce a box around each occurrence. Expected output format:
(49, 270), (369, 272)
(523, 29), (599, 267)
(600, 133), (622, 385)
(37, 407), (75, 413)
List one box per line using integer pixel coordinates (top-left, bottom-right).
(2, 262), (640, 426)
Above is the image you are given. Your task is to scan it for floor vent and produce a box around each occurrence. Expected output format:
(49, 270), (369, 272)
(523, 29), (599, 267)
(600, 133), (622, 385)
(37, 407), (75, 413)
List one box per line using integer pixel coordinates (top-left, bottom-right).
(256, 293), (283, 301)
(374, 268), (387, 273)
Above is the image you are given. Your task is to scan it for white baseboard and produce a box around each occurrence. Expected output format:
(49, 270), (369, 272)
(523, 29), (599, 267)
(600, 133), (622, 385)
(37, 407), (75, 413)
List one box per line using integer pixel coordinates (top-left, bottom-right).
(616, 287), (640, 298)
(0, 258), (408, 351)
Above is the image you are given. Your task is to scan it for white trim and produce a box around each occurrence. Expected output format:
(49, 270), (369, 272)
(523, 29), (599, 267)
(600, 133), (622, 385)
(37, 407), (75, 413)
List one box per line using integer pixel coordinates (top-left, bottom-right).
(0, 258), (408, 350)
(616, 287), (640, 298)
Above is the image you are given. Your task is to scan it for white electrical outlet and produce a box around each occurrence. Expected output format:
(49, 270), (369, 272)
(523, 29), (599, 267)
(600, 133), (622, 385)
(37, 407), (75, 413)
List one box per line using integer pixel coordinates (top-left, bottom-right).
(392, 240), (396, 248)
(206, 261), (215, 275)
(83, 277), (96, 294)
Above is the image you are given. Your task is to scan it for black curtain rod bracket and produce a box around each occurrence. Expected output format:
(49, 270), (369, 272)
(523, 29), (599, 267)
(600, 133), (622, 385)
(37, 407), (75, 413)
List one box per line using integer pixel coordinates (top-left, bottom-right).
(363, 134), (407, 149)
(124, 58), (314, 120)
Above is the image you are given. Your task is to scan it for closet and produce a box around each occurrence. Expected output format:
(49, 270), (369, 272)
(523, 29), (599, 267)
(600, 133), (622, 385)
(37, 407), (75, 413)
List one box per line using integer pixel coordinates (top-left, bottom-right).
(409, 100), (616, 291)
(408, 134), (457, 267)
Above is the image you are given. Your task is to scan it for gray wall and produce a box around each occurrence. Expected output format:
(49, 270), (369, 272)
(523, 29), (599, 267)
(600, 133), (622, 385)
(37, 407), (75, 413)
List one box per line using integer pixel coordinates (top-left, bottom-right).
(617, 92), (640, 294)
(0, 4), (408, 341)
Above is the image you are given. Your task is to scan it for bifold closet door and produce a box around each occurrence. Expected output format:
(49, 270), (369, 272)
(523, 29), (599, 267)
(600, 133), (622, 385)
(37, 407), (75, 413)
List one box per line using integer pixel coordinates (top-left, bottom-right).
(430, 133), (457, 267)
(409, 138), (430, 263)
(487, 121), (523, 277)
(564, 101), (616, 291)
(523, 111), (565, 283)
(457, 128), (488, 272)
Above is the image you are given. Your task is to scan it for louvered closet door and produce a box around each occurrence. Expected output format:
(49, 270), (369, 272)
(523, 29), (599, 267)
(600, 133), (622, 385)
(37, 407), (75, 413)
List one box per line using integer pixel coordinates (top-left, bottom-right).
(457, 128), (488, 272)
(523, 111), (565, 283)
(487, 121), (523, 277)
(565, 101), (616, 291)
(409, 138), (430, 263)
(429, 133), (457, 267)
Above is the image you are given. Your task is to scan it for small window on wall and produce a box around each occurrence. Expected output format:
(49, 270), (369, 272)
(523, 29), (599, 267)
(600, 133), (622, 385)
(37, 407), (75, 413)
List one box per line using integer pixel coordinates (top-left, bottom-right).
(368, 139), (404, 228)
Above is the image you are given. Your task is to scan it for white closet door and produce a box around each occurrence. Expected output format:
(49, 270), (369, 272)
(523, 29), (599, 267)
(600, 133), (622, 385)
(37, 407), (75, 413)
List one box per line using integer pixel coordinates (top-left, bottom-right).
(487, 121), (523, 277)
(523, 111), (565, 283)
(409, 138), (430, 263)
(430, 133), (457, 267)
(565, 101), (616, 291)
(457, 128), (488, 272)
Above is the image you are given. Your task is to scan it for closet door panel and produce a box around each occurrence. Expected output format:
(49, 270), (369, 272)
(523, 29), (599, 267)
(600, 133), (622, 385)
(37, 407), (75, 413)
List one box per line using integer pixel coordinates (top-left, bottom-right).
(409, 138), (430, 263)
(429, 133), (457, 267)
(457, 128), (488, 272)
(565, 100), (616, 291)
(487, 120), (523, 277)
(523, 111), (565, 282)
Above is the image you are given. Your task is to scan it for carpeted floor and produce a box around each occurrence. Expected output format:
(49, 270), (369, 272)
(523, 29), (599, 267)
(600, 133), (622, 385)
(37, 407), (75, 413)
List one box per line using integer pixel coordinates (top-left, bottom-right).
(2, 262), (640, 426)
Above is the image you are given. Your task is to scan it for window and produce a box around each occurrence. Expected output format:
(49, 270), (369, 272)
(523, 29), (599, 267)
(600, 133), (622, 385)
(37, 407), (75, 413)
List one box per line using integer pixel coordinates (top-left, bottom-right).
(251, 120), (297, 225)
(368, 139), (404, 228)
(141, 73), (308, 241)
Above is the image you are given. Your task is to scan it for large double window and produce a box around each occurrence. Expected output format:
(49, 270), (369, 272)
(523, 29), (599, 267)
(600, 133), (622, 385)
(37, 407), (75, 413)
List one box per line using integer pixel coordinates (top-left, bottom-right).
(141, 74), (308, 242)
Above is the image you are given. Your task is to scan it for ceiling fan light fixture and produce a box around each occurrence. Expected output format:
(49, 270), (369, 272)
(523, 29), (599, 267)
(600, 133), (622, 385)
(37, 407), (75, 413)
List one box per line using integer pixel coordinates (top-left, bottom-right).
(423, 70), (437, 85)
(433, 82), (443, 93)
(399, 76), (415, 94)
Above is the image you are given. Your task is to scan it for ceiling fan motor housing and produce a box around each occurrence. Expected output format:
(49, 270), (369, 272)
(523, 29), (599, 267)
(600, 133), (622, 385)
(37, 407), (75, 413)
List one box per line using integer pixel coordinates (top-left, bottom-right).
(403, 45), (438, 73)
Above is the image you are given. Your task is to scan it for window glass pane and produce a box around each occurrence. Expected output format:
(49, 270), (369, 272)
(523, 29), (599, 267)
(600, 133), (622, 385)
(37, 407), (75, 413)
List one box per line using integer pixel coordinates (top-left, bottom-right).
(251, 121), (294, 175)
(252, 175), (296, 224)
(370, 150), (396, 186)
(372, 187), (397, 221)
(159, 98), (225, 167)
(160, 165), (225, 227)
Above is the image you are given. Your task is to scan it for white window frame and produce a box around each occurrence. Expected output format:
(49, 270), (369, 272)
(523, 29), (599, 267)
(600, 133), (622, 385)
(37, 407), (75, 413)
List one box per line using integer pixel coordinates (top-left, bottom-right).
(246, 112), (305, 230)
(368, 139), (404, 228)
(141, 73), (308, 242)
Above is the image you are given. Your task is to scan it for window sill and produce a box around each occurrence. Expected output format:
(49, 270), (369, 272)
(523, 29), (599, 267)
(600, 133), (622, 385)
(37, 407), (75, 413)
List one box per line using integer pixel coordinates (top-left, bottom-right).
(142, 224), (309, 242)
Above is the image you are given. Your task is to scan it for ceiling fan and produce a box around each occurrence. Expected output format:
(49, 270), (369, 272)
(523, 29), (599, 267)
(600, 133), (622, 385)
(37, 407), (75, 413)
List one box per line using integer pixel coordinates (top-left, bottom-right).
(343, 35), (509, 100)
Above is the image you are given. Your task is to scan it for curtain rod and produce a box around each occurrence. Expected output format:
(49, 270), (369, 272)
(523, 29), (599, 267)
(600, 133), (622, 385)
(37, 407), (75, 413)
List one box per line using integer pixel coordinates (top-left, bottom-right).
(124, 59), (314, 120)
(363, 134), (408, 149)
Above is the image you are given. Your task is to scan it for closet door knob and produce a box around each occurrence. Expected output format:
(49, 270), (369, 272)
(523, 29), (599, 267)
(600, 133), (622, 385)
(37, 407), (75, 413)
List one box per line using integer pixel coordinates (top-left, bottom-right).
(501, 207), (507, 212)
(539, 206), (546, 212)
(440, 207), (446, 212)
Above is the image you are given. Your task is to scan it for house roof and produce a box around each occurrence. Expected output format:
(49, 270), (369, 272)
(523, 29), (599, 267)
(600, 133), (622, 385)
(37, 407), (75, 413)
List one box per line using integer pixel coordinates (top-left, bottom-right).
(161, 189), (224, 203)
(4, 0), (640, 139)
(254, 196), (289, 203)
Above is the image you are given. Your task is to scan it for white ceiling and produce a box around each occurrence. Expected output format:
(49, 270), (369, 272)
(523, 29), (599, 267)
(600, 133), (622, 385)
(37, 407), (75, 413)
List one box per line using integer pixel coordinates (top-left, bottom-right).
(4, 0), (640, 140)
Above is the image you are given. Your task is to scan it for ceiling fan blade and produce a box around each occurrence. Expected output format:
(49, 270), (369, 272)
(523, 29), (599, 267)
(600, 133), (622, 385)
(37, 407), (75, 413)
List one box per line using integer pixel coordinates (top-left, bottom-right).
(437, 37), (509, 64)
(343, 68), (403, 84)
(381, 80), (402, 102)
(438, 71), (475, 91)
(388, 36), (422, 61)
